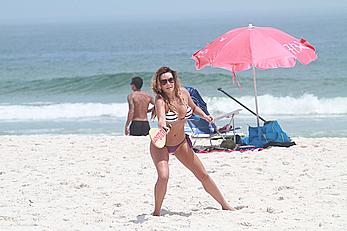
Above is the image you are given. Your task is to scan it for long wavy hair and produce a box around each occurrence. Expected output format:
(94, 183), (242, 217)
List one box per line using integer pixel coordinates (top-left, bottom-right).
(152, 66), (184, 116)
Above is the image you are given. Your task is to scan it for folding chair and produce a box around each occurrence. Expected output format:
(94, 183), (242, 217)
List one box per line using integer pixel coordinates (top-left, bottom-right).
(185, 86), (242, 146)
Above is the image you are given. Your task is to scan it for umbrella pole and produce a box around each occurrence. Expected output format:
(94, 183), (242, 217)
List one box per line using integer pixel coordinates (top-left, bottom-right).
(217, 88), (267, 122)
(252, 66), (260, 128)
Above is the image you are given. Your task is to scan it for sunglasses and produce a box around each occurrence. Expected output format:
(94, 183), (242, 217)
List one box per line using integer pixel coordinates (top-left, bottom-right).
(160, 77), (174, 85)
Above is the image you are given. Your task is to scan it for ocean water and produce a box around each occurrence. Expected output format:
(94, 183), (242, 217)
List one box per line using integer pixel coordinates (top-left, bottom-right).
(1, 13), (347, 137)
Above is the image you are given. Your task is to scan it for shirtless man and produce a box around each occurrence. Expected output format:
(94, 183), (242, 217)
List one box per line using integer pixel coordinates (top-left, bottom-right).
(124, 76), (154, 136)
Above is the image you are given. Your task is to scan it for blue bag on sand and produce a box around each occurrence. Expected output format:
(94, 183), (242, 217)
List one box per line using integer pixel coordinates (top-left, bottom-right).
(244, 121), (294, 148)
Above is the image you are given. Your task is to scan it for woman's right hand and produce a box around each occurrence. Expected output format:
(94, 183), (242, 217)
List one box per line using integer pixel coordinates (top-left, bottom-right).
(160, 124), (171, 133)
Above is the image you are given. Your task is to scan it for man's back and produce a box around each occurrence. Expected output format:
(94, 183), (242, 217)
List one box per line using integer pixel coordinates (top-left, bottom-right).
(130, 91), (152, 121)
(125, 76), (154, 136)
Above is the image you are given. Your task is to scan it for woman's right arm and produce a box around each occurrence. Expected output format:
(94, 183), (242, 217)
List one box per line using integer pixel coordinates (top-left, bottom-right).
(155, 98), (167, 129)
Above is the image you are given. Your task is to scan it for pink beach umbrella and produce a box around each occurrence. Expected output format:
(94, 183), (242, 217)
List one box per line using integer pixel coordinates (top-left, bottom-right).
(192, 24), (317, 127)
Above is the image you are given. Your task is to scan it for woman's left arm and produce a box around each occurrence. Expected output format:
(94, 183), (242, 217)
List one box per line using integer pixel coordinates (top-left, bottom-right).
(183, 89), (214, 123)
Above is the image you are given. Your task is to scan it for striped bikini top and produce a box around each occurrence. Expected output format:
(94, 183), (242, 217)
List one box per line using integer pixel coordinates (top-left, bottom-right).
(166, 106), (193, 122)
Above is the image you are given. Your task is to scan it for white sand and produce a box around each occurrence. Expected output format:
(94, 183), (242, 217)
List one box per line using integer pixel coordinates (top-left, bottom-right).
(0, 135), (346, 230)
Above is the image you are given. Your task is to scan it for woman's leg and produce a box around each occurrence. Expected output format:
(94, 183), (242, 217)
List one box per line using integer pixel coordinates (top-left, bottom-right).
(150, 143), (170, 216)
(174, 142), (234, 210)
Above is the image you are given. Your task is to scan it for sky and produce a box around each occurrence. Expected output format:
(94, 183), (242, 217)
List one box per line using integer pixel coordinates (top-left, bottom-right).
(1, 0), (346, 23)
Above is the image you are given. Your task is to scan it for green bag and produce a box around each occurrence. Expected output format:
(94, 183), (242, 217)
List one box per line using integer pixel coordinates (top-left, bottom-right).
(220, 139), (236, 150)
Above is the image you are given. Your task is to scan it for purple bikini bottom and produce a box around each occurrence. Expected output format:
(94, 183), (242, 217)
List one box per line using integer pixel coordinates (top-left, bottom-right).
(166, 134), (193, 154)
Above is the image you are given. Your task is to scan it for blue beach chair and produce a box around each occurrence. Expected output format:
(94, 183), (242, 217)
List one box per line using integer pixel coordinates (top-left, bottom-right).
(185, 86), (242, 146)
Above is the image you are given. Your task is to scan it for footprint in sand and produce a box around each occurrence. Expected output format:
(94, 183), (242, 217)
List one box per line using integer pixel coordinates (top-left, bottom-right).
(240, 221), (252, 226)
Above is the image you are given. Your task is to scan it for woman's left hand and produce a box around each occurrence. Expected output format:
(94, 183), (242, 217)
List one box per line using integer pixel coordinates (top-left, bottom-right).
(204, 115), (214, 123)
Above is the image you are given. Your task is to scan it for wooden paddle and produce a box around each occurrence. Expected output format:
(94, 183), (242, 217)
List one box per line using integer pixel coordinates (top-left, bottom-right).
(149, 125), (171, 148)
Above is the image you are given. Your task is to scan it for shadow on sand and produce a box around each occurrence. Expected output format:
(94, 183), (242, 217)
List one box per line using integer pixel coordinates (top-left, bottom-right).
(129, 209), (192, 224)
(160, 208), (192, 217)
(129, 214), (149, 224)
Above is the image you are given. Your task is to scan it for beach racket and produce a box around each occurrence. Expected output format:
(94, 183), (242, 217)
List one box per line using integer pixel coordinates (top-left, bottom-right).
(149, 125), (171, 148)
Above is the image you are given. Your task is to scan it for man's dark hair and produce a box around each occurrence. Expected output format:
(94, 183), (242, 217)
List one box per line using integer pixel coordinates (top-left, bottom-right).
(130, 76), (143, 89)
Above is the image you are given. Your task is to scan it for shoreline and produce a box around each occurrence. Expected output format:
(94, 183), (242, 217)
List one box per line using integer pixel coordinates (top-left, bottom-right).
(1, 135), (346, 230)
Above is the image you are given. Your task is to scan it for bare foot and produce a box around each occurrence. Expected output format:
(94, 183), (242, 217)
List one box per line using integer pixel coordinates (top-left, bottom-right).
(222, 204), (236, 211)
(152, 211), (160, 216)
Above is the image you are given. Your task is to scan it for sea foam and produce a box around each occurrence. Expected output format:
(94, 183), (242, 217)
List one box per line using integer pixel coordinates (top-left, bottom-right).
(0, 103), (128, 121)
(206, 93), (347, 116)
(0, 94), (346, 121)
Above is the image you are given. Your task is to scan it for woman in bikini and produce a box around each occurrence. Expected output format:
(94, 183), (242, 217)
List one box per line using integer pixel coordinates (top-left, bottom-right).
(150, 66), (234, 216)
